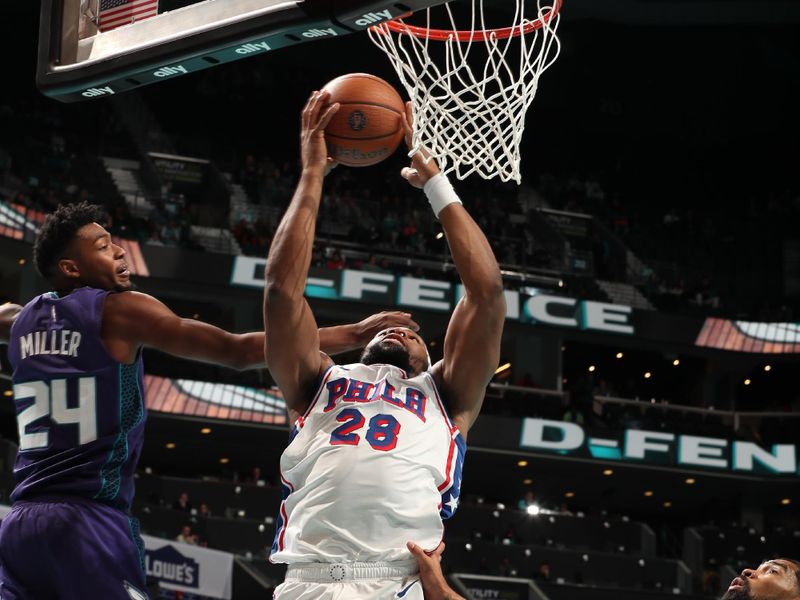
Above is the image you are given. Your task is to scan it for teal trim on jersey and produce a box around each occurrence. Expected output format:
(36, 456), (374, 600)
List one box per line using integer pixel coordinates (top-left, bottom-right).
(128, 516), (146, 573)
(95, 363), (144, 503)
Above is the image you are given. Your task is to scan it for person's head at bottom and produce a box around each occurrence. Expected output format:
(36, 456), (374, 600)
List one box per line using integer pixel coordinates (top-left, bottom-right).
(721, 559), (800, 600)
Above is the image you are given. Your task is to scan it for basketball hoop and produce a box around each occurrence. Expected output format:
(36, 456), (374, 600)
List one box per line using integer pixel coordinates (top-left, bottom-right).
(368, 0), (562, 183)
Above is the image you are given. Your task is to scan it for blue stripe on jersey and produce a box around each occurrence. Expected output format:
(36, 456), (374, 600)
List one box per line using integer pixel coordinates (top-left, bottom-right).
(288, 423), (300, 444)
(439, 433), (467, 520)
(270, 478), (293, 558)
(396, 579), (420, 598)
(95, 363), (144, 503)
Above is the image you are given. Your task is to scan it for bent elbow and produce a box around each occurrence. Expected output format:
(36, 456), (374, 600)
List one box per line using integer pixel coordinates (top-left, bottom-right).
(471, 277), (505, 308)
(264, 274), (296, 306)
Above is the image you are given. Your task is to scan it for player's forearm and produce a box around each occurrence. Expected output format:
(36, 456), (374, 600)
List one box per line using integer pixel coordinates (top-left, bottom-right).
(438, 205), (504, 302)
(264, 169), (324, 302)
(233, 331), (268, 370)
(318, 324), (360, 355)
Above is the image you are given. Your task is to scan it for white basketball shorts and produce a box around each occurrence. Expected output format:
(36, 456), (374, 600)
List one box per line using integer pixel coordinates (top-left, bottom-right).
(273, 561), (423, 600)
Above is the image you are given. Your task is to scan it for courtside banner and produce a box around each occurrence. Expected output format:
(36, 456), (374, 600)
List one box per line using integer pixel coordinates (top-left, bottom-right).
(467, 417), (798, 478)
(515, 418), (799, 477)
(142, 534), (233, 599)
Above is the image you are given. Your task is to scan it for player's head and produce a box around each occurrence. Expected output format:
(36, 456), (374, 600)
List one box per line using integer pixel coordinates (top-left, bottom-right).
(721, 559), (800, 600)
(33, 202), (131, 292)
(360, 327), (430, 376)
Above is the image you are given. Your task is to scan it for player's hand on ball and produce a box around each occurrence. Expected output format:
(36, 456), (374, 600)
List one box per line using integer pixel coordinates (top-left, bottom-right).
(401, 102), (441, 189)
(300, 90), (339, 174)
(355, 311), (419, 344)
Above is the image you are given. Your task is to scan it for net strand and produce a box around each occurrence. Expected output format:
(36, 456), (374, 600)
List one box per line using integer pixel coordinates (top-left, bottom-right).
(368, 0), (561, 183)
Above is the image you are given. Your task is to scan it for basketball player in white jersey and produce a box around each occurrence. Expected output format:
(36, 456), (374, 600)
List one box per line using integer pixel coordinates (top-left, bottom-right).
(264, 90), (505, 599)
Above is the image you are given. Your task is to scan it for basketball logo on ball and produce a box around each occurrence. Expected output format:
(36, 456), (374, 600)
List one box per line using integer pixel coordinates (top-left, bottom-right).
(348, 111), (368, 131)
(322, 73), (405, 167)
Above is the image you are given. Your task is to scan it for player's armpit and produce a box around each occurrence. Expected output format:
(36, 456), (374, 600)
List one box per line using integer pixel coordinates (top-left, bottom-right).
(102, 291), (264, 369)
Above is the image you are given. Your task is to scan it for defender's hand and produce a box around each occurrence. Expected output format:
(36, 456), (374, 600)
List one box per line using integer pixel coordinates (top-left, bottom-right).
(354, 311), (419, 345)
(407, 542), (464, 600)
(301, 90), (339, 174)
(400, 102), (441, 189)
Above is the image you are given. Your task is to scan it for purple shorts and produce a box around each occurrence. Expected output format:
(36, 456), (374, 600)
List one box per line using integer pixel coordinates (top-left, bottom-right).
(0, 495), (148, 599)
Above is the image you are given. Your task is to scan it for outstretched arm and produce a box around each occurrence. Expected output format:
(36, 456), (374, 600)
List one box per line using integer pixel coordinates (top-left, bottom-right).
(0, 303), (22, 344)
(101, 292), (416, 371)
(401, 105), (505, 438)
(264, 91), (339, 421)
(102, 291), (266, 368)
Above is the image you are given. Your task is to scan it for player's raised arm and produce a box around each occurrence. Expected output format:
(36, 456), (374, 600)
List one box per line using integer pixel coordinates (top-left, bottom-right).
(264, 91), (340, 419)
(102, 287), (417, 372)
(0, 303), (22, 344)
(400, 104), (505, 438)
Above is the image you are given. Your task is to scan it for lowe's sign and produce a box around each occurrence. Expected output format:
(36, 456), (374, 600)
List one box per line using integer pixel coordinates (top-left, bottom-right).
(231, 260), (634, 335)
(520, 418), (798, 475)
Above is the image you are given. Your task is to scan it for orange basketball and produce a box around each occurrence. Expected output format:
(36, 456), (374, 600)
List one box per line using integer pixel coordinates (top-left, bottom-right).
(322, 73), (405, 167)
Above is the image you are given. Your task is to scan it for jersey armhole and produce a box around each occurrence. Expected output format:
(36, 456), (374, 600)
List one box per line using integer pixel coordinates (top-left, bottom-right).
(300, 363), (336, 420)
(95, 290), (138, 366)
(425, 371), (459, 433)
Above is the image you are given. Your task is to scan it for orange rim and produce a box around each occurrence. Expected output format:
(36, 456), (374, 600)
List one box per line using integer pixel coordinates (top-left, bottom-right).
(378, 0), (562, 42)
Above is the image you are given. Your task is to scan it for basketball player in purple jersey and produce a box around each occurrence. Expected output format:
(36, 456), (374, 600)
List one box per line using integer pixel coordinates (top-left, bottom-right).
(263, 92), (504, 598)
(0, 202), (416, 600)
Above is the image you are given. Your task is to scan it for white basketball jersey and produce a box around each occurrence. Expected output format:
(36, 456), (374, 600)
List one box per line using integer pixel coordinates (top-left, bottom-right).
(270, 363), (466, 564)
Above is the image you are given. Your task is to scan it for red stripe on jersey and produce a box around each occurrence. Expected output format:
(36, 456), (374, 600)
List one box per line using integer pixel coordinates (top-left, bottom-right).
(437, 432), (457, 492)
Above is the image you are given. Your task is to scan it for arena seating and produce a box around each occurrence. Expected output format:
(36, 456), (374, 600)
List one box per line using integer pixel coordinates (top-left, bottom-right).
(694, 524), (800, 570)
(127, 471), (711, 596)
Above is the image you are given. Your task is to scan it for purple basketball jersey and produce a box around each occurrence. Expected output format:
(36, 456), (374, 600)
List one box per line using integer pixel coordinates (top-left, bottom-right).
(6, 287), (146, 512)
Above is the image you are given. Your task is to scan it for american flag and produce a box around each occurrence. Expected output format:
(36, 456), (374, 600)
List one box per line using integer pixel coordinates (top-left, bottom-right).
(99, 0), (159, 32)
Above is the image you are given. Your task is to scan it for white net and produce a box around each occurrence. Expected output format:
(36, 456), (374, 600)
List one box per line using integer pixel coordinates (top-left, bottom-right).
(368, 0), (562, 184)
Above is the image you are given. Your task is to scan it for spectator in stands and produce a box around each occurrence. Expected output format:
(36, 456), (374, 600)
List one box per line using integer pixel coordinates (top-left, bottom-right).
(517, 490), (537, 511)
(160, 219), (182, 246)
(721, 559), (800, 600)
(197, 502), (211, 518)
(361, 254), (385, 273)
(562, 404), (585, 426)
(247, 466), (266, 486)
(176, 524), (198, 545)
(173, 492), (192, 513)
(311, 245), (325, 268)
(498, 557), (517, 577)
(326, 249), (346, 270)
(534, 562), (551, 582)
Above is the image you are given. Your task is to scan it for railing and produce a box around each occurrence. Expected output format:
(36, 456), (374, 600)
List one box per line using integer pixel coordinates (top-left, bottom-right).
(486, 382), (800, 431)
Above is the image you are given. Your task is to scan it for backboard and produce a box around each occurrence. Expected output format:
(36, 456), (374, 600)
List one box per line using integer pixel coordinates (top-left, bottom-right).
(37, 0), (446, 102)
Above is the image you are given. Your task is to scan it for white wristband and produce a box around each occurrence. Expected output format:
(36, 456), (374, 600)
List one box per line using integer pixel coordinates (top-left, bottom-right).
(423, 173), (463, 219)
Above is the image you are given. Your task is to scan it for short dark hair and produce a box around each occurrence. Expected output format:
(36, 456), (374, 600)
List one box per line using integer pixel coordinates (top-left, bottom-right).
(33, 202), (106, 280)
(783, 559), (800, 590)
